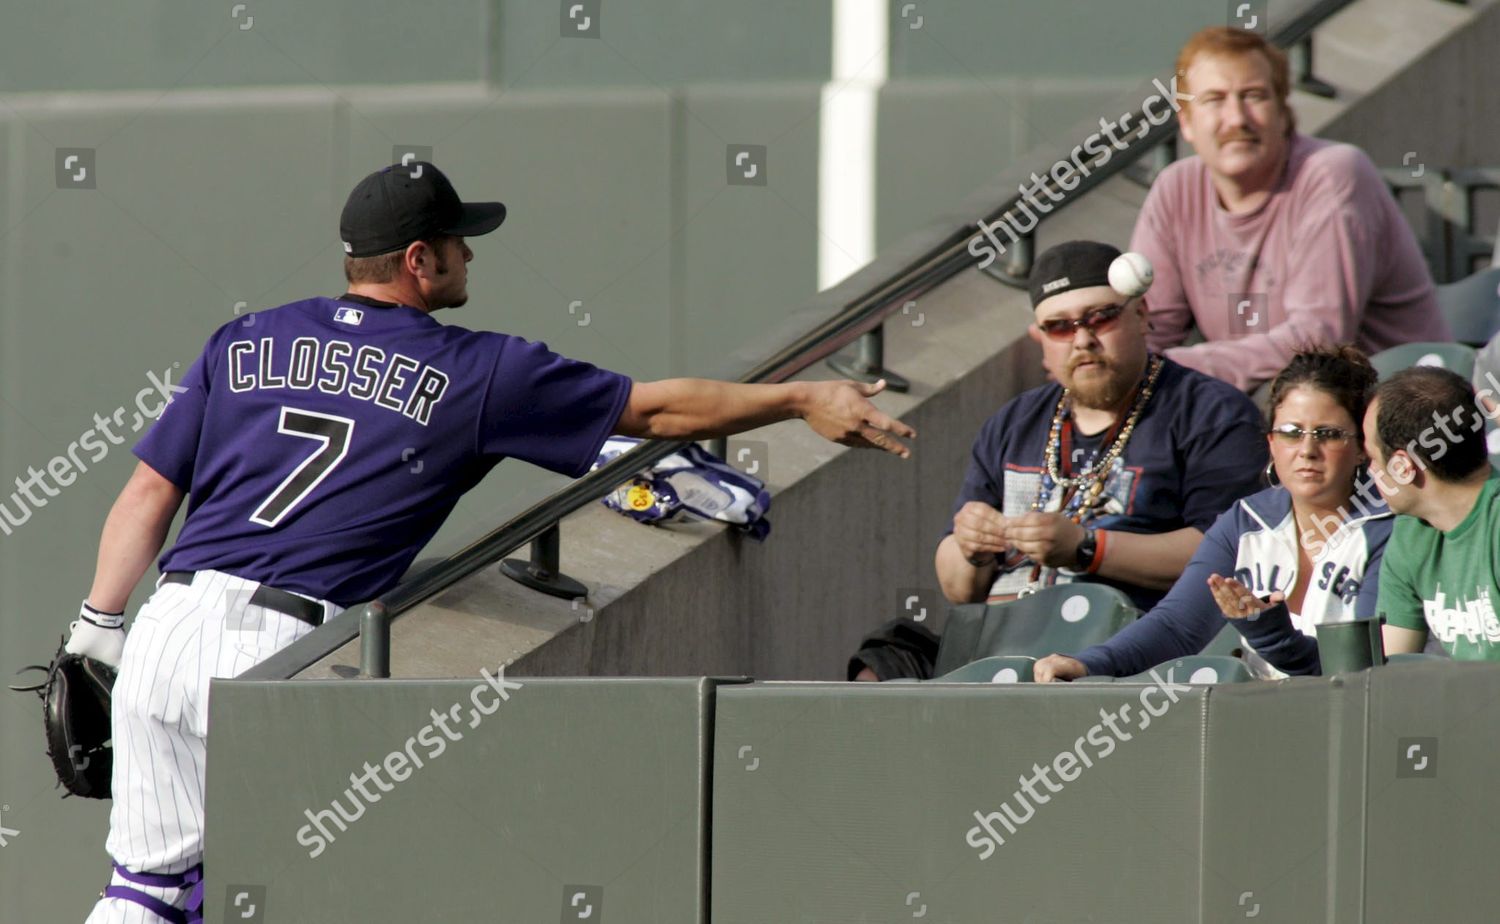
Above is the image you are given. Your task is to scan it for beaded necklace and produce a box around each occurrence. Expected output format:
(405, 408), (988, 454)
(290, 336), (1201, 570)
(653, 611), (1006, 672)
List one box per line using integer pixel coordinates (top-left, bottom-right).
(1017, 354), (1164, 595)
(1033, 354), (1164, 520)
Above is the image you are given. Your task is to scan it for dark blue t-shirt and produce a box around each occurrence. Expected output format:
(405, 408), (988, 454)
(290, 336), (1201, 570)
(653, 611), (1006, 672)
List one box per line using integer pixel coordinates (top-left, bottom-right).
(946, 356), (1267, 611)
(134, 296), (632, 606)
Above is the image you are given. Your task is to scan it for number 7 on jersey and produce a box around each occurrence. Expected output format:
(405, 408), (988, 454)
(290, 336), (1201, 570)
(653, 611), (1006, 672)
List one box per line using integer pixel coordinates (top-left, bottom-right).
(250, 407), (355, 528)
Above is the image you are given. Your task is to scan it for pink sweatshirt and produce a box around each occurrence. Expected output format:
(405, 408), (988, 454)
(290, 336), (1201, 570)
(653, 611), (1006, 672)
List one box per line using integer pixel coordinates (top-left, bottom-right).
(1131, 134), (1449, 390)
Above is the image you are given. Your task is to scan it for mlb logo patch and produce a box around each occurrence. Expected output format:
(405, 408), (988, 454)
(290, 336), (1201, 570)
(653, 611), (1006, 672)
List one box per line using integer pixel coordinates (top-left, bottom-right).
(333, 306), (364, 326)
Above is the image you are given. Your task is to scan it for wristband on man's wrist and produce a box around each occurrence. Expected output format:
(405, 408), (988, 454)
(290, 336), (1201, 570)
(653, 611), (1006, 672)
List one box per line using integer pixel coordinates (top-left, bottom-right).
(1075, 527), (1109, 574)
(80, 600), (125, 629)
(1084, 529), (1109, 574)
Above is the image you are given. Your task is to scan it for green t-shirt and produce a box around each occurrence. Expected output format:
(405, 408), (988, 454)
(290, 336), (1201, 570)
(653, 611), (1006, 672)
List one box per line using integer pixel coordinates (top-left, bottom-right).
(1377, 474), (1500, 659)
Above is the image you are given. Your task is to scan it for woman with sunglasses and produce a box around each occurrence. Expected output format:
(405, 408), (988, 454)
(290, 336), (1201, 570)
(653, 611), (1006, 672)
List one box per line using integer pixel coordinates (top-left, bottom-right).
(1036, 345), (1391, 680)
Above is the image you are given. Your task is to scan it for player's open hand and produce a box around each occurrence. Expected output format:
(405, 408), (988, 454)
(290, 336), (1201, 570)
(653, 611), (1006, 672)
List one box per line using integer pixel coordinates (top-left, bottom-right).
(1207, 574), (1284, 620)
(952, 501), (1009, 564)
(1003, 511), (1085, 569)
(801, 379), (915, 457)
(1034, 653), (1088, 682)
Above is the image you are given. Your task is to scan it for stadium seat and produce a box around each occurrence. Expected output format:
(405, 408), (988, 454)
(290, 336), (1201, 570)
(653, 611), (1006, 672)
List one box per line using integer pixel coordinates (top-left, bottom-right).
(1370, 342), (1477, 381)
(932, 584), (1139, 676)
(1436, 265), (1500, 346)
(932, 655), (1038, 683)
(1121, 656), (1256, 684)
(1200, 623), (1246, 658)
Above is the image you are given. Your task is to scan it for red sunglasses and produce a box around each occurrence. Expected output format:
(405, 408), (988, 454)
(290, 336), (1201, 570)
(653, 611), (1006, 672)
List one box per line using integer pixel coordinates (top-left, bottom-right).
(1036, 303), (1128, 341)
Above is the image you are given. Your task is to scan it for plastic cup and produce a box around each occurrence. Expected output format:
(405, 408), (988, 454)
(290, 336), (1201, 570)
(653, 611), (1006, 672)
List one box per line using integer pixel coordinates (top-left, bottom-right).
(1316, 617), (1386, 675)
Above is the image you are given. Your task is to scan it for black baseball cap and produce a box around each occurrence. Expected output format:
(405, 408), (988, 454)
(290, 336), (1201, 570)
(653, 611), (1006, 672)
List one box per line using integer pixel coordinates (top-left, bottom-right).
(340, 162), (507, 258)
(1029, 240), (1121, 308)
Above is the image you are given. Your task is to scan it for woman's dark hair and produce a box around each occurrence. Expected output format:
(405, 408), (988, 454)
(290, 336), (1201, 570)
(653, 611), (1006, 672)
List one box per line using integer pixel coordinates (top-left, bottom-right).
(1265, 344), (1379, 441)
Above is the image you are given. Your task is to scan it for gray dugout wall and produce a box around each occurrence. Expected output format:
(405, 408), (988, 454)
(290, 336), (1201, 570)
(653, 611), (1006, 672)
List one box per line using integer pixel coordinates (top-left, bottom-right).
(200, 660), (1500, 922)
(205, 676), (727, 924)
(713, 662), (1500, 923)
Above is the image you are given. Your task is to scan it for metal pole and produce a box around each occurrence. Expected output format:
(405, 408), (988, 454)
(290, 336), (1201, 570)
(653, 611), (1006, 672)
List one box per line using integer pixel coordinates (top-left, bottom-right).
(1291, 36), (1336, 98)
(1151, 138), (1176, 176)
(1003, 233), (1034, 282)
(500, 522), (588, 599)
(857, 325), (884, 371)
(826, 324), (911, 392)
(359, 602), (390, 678)
(531, 526), (561, 577)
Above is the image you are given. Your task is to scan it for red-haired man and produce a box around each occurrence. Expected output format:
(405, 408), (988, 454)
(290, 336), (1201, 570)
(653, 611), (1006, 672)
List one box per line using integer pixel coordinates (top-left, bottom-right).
(1132, 27), (1448, 394)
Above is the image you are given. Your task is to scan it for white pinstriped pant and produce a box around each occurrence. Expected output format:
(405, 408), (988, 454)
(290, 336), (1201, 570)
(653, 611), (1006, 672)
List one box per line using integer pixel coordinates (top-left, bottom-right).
(85, 570), (340, 923)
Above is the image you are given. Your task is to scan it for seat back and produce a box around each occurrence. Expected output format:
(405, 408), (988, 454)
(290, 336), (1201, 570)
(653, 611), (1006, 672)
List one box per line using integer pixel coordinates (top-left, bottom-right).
(1370, 340), (1499, 468)
(1200, 623), (1246, 658)
(932, 655), (1038, 683)
(1121, 655), (1256, 685)
(933, 583), (1139, 675)
(1370, 342), (1477, 381)
(1436, 266), (1500, 346)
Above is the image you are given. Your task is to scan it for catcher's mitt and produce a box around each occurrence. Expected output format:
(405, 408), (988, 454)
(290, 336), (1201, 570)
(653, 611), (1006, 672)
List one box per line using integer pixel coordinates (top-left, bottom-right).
(10, 640), (117, 799)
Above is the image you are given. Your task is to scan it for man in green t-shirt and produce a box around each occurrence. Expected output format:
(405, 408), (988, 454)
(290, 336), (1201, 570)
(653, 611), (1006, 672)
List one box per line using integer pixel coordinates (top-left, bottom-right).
(1364, 367), (1500, 658)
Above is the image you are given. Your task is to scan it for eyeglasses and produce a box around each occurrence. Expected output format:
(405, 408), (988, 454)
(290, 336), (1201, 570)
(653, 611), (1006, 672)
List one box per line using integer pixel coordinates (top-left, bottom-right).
(1269, 424), (1356, 447)
(1036, 303), (1127, 341)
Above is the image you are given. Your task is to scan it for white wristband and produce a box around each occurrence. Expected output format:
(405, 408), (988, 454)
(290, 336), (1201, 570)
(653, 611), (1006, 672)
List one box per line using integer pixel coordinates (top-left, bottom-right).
(80, 600), (125, 630)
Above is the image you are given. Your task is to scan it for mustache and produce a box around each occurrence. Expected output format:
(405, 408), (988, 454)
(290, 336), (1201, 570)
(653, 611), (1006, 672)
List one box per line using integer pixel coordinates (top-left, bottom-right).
(1218, 130), (1259, 144)
(1067, 352), (1108, 374)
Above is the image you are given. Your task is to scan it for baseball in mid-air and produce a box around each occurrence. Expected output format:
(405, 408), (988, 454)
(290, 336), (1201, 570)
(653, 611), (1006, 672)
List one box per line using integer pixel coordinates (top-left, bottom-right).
(1108, 251), (1154, 298)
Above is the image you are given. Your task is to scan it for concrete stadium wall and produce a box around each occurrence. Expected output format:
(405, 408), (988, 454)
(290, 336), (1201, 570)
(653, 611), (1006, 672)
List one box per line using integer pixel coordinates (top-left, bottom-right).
(198, 660), (1500, 922)
(1301, 0), (1500, 168)
(710, 661), (1500, 924)
(0, 1), (1215, 95)
(206, 677), (720, 924)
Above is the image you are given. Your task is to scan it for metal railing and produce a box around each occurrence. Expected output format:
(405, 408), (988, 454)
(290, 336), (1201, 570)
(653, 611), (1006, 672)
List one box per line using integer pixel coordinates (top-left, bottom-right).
(244, 0), (1357, 682)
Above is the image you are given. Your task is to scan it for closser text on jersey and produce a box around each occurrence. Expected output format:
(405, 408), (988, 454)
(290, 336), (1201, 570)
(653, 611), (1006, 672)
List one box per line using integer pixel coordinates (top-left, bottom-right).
(225, 337), (450, 426)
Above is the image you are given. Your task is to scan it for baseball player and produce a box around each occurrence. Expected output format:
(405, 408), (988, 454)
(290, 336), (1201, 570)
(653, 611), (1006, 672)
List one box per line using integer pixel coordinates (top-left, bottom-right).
(68, 161), (915, 923)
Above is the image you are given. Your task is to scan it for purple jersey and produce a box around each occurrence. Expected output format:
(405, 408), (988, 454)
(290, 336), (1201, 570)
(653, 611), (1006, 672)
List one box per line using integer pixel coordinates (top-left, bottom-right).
(133, 295), (632, 606)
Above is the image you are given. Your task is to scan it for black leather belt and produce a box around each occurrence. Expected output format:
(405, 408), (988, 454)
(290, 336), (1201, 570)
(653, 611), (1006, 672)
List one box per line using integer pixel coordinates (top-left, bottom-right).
(161, 571), (325, 627)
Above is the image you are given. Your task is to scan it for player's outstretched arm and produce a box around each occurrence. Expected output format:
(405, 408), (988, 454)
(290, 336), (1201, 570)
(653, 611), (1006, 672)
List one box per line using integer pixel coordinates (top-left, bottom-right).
(616, 378), (915, 457)
(85, 461), (186, 614)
